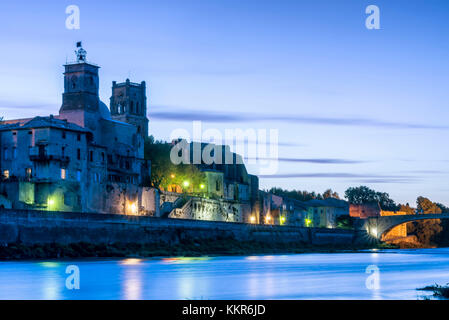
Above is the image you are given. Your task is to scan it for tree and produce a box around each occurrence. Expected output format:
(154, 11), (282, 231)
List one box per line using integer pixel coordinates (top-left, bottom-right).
(436, 203), (449, 213)
(268, 188), (339, 202)
(408, 197), (442, 246)
(323, 189), (340, 199)
(144, 136), (205, 192)
(399, 203), (415, 215)
(344, 186), (398, 211)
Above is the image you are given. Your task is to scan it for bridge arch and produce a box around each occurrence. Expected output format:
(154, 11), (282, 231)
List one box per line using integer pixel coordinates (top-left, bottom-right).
(362, 213), (449, 239)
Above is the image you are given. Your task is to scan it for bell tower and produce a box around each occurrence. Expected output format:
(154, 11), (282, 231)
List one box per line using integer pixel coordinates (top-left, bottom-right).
(110, 79), (149, 139)
(60, 42), (100, 114)
(59, 42), (103, 140)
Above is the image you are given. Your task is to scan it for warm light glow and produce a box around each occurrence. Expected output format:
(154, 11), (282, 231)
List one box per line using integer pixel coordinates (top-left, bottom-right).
(280, 216), (286, 224)
(200, 184), (205, 189)
(61, 168), (66, 180)
(47, 198), (55, 206)
(265, 215), (272, 224)
(120, 258), (142, 265)
(170, 174), (175, 179)
(130, 203), (137, 214)
(183, 181), (190, 187)
(305, 218), (312, 227)
(250, 216), (256, 223)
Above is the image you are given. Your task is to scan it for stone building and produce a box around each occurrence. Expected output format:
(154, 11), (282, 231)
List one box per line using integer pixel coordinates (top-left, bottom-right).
(349, 204), (408, 240)
(304, 198), (349, 228)
(0, 43), (154, 215)
(161, 140), (259, 223)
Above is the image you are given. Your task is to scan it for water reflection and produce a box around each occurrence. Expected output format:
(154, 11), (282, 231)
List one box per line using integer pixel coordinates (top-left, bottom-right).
(121, 262), (143, 300)
(1, 249), (449, 300)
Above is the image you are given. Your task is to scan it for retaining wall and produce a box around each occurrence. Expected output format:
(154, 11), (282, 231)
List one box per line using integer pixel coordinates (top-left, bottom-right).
(0, 209), (369, 246)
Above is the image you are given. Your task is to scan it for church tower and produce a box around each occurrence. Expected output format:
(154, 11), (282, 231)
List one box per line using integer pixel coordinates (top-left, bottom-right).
(59, 42), (103, 139)
(110, 79), (149, 139)
(60, 42), (100, 113)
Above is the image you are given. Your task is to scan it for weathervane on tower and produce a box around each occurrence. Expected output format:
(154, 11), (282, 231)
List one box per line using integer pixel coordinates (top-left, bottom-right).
(75, 41), (87, 62)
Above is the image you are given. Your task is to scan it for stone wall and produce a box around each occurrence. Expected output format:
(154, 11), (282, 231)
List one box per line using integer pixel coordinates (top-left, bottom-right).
(0, 209), (368, 247)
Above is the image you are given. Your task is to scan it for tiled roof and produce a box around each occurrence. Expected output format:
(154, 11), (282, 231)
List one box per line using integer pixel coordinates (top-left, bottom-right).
(0, 116), (89, 132)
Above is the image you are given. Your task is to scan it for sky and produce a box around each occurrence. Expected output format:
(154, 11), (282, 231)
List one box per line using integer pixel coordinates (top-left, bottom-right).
(0, 0), (448, 206)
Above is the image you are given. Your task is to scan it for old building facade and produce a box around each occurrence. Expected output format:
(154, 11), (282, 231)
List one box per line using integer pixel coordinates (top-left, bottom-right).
(0, 44), (153, 215)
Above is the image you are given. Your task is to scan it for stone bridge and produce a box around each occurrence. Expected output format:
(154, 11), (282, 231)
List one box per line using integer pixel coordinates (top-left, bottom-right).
(360, 213), (449, 239)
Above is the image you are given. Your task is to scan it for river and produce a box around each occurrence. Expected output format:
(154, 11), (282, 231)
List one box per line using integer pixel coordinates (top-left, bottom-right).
(1, 248), (448, 300)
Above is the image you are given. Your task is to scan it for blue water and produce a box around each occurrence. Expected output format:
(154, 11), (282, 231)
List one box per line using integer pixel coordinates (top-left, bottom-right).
(1, 249), (449, 300)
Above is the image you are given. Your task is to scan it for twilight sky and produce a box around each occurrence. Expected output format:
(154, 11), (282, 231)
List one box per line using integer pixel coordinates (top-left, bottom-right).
(0, 0), (448, 205)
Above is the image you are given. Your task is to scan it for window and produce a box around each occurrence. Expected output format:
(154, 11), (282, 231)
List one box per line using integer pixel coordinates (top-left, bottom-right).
(3, 148), (8, 160)
(61, 147), (65, 157)
(13, 147), (17, 159)
(77, 133), (81, 141)
(130, 101), (134, 113)
(77, 149), (81, 160)
(216, 180), (221, 191)
(89, 151), (93, 162)
(101, 152), (105, 162)
(61, 168), (66, 180)
(62, 131), (66, 139)
(76, 170), (81, 182)
(26, 168), (32, 178)
(71, 76), (77, 89)
(3, 170), (9, 179)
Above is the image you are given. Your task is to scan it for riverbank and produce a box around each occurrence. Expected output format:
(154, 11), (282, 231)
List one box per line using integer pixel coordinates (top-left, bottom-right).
(0, 239), (394, 260)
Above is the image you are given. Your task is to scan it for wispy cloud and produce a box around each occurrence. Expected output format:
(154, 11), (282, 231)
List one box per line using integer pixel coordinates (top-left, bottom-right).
(150, 106), (449, 130)
(258, 172), (421, 184)
(249, 157), (367, 164)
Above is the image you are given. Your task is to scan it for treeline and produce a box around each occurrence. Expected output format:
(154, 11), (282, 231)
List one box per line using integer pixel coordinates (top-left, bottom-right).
(268, 188), (340, 202)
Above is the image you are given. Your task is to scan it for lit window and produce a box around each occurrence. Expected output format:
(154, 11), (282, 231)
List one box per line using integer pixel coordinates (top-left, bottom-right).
(3, 170), (10, 179)
(26, 168), (32, 178)
(61, 168), (66, 180)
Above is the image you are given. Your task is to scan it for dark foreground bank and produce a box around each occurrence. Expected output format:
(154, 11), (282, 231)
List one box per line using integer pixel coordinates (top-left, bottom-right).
(0, 238), (392, 260)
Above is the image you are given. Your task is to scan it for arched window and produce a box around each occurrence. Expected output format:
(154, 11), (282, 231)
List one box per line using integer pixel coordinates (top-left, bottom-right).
(130, 101), (134, 113)
(71, 76), (77, 89)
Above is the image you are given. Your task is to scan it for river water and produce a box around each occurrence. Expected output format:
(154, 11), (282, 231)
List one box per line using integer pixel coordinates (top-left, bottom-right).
(1, 248), (449, 300)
